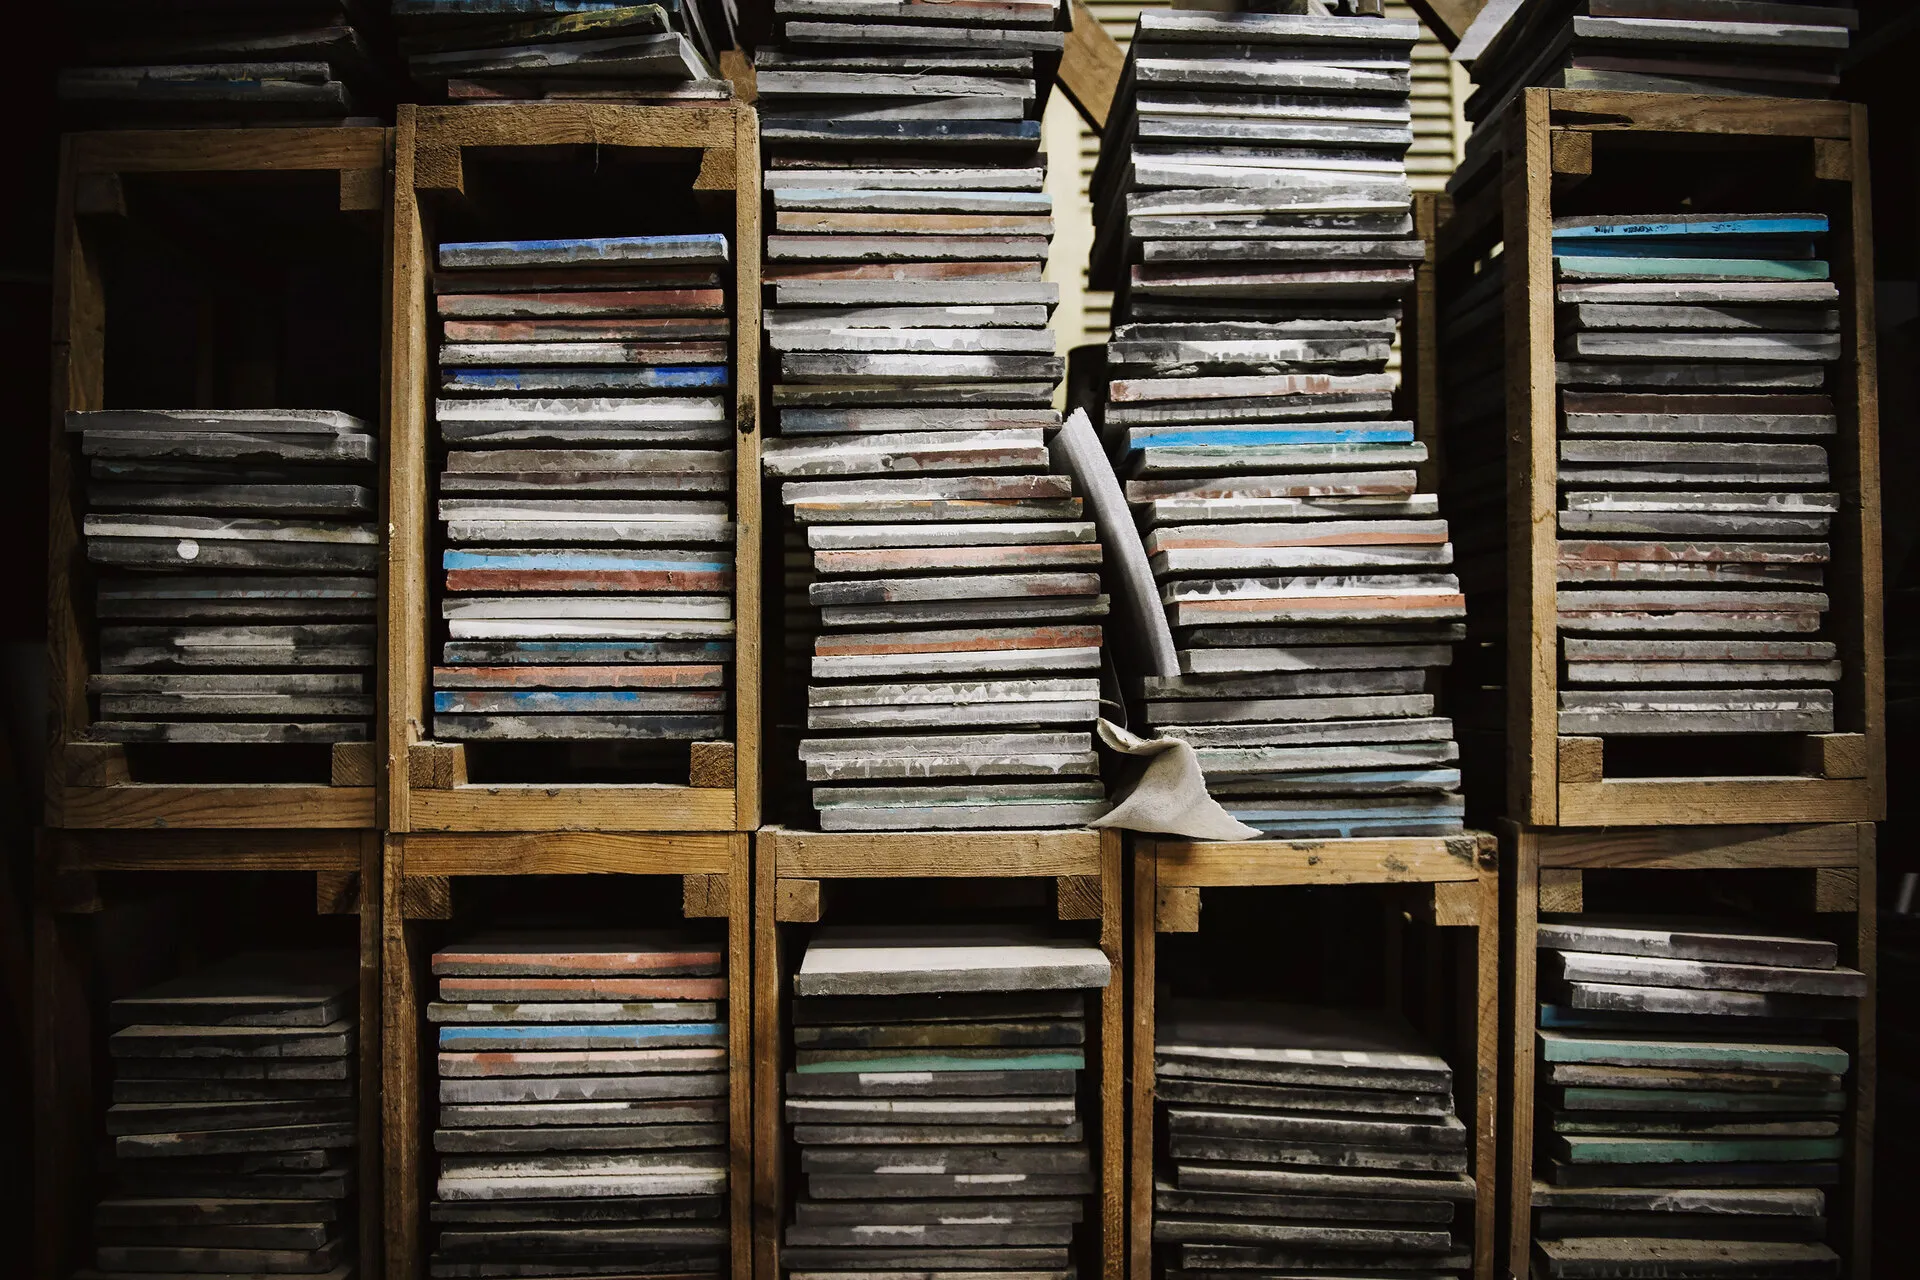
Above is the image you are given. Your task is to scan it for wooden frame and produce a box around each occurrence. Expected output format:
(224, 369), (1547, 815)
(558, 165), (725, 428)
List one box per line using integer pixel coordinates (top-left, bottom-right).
(386, 102), (763, 835)
(33, 828), (384, 1280)
(1502, 821), (1877, 1280)
(1430, 90), (1885, 827)
(48, 127), (392, 830)
(380, 831), (754, 1280)
(1130, 835), (1500, 1280)
(752, 826), (1126, 1280)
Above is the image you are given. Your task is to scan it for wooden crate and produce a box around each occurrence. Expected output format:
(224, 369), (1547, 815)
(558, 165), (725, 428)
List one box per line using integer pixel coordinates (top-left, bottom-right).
(48, 127), (392, 830)
(753, 826), (1126, 1280)
(387, 103), (762, 835)
(1502, 821), (1876, 1280)
(33, 828), (384, 1279)
(380, 830), (753, 1280)
(1429, 90), (1884, 827)
(1130, 835), (1500, 1280)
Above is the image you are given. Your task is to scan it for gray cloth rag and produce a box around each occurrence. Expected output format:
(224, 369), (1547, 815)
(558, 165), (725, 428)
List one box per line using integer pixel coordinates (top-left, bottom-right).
(1091, 719), (1261, 841)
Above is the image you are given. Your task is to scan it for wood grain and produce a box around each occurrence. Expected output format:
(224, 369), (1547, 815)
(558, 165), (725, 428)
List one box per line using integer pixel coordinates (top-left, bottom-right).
(60, 784), (376, 830)
(70, 128), (387, 175)
(1536, 822), (1861, 869)
(409, 783), (736, 833)
(1058, 0), (1123, 132)
(1546, 91), (1852, 139)
(55, 827), (365, 870)
(1097, 827), (1123, 1280)
(1556, 777), (1877, 827)
(1146, 835), (1485, 887)
(402, 830), (733, 876)
(725, 835), (753, 1280)
(751, 836), (781, 1280)
(1129, 838), (1154, 1280)
(761, 825), (1103, 878)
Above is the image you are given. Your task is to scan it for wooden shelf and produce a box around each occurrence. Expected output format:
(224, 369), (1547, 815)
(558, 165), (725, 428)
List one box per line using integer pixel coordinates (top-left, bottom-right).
(1428, 90), (1885, 828)
(385, 102), (763, 837)
(753, 826), (1125, 1280)
(380, 830), (753, 1280)
(48, 127), (391, 830)
(34, 829), (383, 1280)
(1503, 821), (1876, 1280)
(1131, 834), (1500, 1280)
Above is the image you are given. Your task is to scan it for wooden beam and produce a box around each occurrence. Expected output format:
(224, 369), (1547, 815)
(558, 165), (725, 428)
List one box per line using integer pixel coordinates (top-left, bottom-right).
(1403, 0), (1487, 50)
(1057, 0), (1124, 133)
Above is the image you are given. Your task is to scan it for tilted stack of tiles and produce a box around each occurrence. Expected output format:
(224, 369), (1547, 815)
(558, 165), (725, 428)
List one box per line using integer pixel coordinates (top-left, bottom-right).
(1461, 0), (1857, 126)
(780, 928), (1111, 1279)
(71, 409), (379, 747)
(431, 233), (738, 755)
(755, 0), (1115, 832)
(390, 0), (728, 104)
(88, 953), (359, 1280)
(1088, 5), (1465, 839)
(1549, 213), (1843, 741)
(59, 0), (389, 125)
(1153, 1001), (1474, 1280)
(1530, 919), (1862, 1280)
(428, 933), (731, 1278)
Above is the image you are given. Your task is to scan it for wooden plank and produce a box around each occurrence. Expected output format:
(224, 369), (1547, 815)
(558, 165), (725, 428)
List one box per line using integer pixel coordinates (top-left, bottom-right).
(726, 834), (754, 1280)
(331, 742), (378, 787)
(55, 828), (364, 872)
(408, 783), (737, 832)
(761, 825), (1103, 878)
(1470, 865), (1499, 1280)
(402, 831), (734, 876)
(382, 835), (423, 1280)
(1154, 885), (1201, 933)
(690, 740), (736, 788)
(1558, 737), (1604, 783)
(1838, 104), (1887, 820)
(68, 128), (387, 175)
(1506, 822), (1540, 1280)
(1511, 92), (1558, 825)
(1149, 835), (1485, 887)
(1536, 822), (1862, 869)
(1848, 824), (1875, 1277)
(1556, 777), (1877, 827)
(1407, 193), (1446, 492)
(1546, 91), (1854, 139)
(734, 105), (764, 834)
(1056, 874), (1102, 920)
(1539, 868), (1584, 913)
(1058, 0), (1123, 133)
(1404, 0), (1486, 49)
(752, 834), (782, 1280)
(59, 786), (375, 831)
(776, 877), (823, 923)
(354, 832), (382, 1280)
(1097, 827), (1124, 1280)
(1129, 836), (1155, 1280)
(391, 106), (430, 835)
(1801, 733), (1868, 780)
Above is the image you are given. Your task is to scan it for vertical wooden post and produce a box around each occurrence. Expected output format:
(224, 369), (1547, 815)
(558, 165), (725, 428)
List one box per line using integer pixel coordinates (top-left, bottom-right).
(386, 107), (428, 836)
(1471, 864), (1500, 1280)
(751, 836), (782, 1280)
(1505, 823), (1540, 1279)
(1128, 838), (1156, 1280)
(733, 107), (764, 833)
(382, 836), (422, 1280)
(726, 835), (754, 1280)
(357, 832), (384, 1280)
(1097, 827), (1125, 1280)
(1846, 822), (1875, 1277)
(1505, 90), (1558, 826)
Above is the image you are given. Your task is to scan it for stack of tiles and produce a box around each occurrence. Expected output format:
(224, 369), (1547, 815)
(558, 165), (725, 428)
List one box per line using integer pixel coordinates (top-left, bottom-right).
(1152, 1001), (1474, 1280)
(431, 232), (738, 752)
(755, 2), (1113, 831)
(1463, 1), (1858, 125)
(1550, 213), (1843, 740)
(90, 952), (358, 1280)
(1089, 6), (1465, 839)
(70, 408), (379, 746)
(59, 0), (387, 124)
(781, 927), (1112, 1279)
(391, 1), (728, 103)
(1531, 918), (1862, 1280)
(428, 932), (731, 1279)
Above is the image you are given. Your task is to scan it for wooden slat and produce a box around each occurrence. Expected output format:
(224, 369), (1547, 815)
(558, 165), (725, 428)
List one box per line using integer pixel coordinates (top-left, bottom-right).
(54, 827), (365, 872)
(1403, 0), (1485, 48)
(1556, 778), (1878, 828)
(751, 836), (781, 1280)
(761, 826), (1104, 878)
(1128, 838), (1155, 1280)
(382, 836), (423, 1280)
(1546, 90), (1854, 138)
(1510, 91), (1557, 825)
(1096, 827), (1124, 1280)
(1059, 0), (1125, 133)
(354, 832), (383, 1280)
(408, 784), (736, 833)
(1848, 823), (1875, 1276)
(1147, 835), (1486, 887)
(68, 127), (387, 174)
(1469, 862), (1499, 1280)
(1536, 822), (1863, 870)
(60, 786), (376, 831)
(402, 831), (734, 876)
(724, 834), (754, 1280)
(733, 107), (764, 833)
(1504, 821), (1539, 1279)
